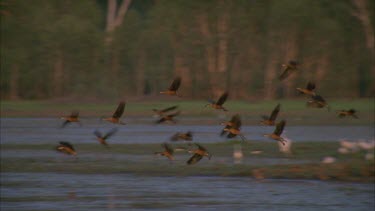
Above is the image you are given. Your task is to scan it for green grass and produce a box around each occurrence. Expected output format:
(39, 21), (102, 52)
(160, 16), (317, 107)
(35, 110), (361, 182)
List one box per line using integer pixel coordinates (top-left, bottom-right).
(0, 141), (341, 160)
(1, 99), (373, 125)
(1, 141), (374, 182)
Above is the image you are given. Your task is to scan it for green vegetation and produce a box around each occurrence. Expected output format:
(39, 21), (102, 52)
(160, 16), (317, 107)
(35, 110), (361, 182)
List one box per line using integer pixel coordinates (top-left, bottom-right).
(1, 0), (374, 100)
(1, 99), (373, 125)
(2, 141), (374, 182)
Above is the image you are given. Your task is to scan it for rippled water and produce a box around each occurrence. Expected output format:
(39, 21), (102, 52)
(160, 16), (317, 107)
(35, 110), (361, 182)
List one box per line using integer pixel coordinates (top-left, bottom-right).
(1, 118), (374, 210)
(1, 118), (373, 144)
(1, 173), (373, 211)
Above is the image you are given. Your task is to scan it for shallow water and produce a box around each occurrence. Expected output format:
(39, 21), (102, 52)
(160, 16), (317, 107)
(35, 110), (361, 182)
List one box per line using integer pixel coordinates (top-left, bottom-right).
(0, 118), (373, 144)
(1, 118), (374, 210)
(1, 173), (373, 211)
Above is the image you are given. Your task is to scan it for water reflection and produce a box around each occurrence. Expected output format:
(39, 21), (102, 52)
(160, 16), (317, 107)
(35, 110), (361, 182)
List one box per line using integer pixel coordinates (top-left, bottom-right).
(1, 173), (373, 210)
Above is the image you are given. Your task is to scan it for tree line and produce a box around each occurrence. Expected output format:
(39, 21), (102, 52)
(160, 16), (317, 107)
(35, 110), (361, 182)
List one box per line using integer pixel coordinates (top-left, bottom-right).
(1, 0), (374, 101)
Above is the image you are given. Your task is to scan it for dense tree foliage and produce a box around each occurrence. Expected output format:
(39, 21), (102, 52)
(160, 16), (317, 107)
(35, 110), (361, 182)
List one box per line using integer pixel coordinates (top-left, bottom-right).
(1, 0), (373, 100)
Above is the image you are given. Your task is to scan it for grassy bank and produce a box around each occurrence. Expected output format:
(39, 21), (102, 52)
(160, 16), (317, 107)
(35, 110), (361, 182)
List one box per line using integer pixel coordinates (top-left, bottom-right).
(2, 141), (374, 182)
(1, 99), (373, 125)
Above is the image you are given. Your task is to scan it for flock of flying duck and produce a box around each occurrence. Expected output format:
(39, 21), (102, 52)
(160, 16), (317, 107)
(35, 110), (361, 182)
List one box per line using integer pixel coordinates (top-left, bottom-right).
(56, 61), (359, 165)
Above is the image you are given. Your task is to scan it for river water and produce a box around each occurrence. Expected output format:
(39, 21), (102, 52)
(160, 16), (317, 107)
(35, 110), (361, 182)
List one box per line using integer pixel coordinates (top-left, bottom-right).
(1, 118), (374, 210)
(0, 118), (373, 144)
(1, 173), (373, 211)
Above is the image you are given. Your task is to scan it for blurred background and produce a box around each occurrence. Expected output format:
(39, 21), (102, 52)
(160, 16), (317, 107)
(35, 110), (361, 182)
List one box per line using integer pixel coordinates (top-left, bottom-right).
(1, 0), (374, 102)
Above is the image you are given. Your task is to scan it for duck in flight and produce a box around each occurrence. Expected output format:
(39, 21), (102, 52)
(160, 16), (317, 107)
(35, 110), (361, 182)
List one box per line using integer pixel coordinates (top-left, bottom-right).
(264, 120), (287, 145)
(154, 143), (175, 161)
(221, 114), (246, 141)
(152, 105), (178, 117)
(306, 95), (330, 111)
(160, 77), (181, 96)
(187, 143), (211, 165)
(171, 131), (193, 142)
(205, 92), (229, 111)
(261, 103), (280, 126)
(102, 101), (126, 124)
(279, 60), (298, 80)
(337, 109), (358, 118)
(56, 141), (77, 155)
(296, 81), (316, 96)
(93, 128), (118, 146)
(61, 111), (81, 128)
(156, 111), (180, 124)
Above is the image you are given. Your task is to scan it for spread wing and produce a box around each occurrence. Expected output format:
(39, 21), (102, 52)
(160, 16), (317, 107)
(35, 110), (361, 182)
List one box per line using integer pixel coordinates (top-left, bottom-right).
(169, 77), (181, 91)
(93, 130), (102, 138)
(59, 141), (75, 151)
(312, 95), (325, 103)
(170, 133), (180, 141)
(186, 131), (193, 138)
(161, 105), (178, 113)
(163, 143), (174, 154)
(261, 115), (269, 120)
(103, 128), (118, 139)
(232, 114), (241, 129)
(195, 143), (207, 151)
(269, 104), (281, 121)
(274, 120), (286, 136)
(187, 153), (203, 165)
(279, 61), (297, 80)
(220, 126), (229, 136)
(279, 68), (292, 80)
(61, 120), (70, 128)
(306, 82), (315, 91)
(168, 111), (180, 118)
(216, 92), (228, 105)
(113, 101), (125, 118)
(156, 117), (166, 124)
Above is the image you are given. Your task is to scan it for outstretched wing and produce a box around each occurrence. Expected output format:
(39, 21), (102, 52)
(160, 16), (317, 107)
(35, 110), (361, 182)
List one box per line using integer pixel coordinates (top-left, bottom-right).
(216, 92), (228, 105)
(232, 114), (241, 129)
(163, 143), (174, 154)
(161, 105), (178, 113)
(170, 133), (180, 141)
(168, 111), (180, 118)
(59, 141), (75, 151)
(269, 104), (281, 121)
(306, 82), (315, 91)
(227, 133), (237, 138)
(279, 61), (298, 80)
(261, 115), (269, 120)
(187, 153), (203, 165)
(61, 120), (70, 128)
(185, 131), (193, 138)
(312, 95), (326, 103)
(274, 120), (286, 136)
(93, 130), (102, 138)
(156, 117), (166, 124)
(279, 68), (292, 80)
(103, 128), (118, 139)
(169, 77), (181, 91)
(194, 143), (207, 151)
(113, 101), (125, 118)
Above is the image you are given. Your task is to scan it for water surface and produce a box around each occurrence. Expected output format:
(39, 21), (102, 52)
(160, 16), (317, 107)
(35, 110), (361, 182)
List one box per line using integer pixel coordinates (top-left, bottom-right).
(1, 118), (373, 144)
(1, 173), (373, 211)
